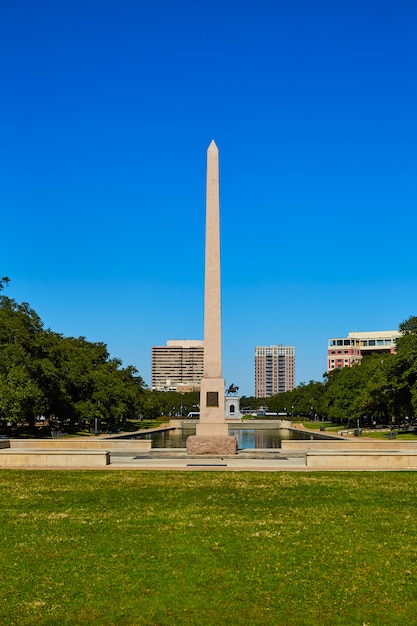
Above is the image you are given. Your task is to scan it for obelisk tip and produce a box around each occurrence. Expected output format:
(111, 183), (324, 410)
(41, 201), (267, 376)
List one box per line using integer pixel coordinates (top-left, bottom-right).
(208, 140), (218, 151)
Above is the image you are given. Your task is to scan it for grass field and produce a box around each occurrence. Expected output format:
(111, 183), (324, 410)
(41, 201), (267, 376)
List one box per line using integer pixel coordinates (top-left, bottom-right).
(299, 421), (341, 432)
(361, 431), (417, 440)
(1, 471), (417, 625)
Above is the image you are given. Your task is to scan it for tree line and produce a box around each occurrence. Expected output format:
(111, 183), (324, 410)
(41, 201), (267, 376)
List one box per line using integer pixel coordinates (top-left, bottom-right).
(0, 290), (201, 432)
(2, 279), (417, 431)
(242, 316), (417, 426)
(0, 295), (147, 431)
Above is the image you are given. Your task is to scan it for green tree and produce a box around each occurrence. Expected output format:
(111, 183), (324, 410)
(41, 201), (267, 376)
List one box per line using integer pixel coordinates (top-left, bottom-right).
(0, 277), (10, 291)
(388, 316), (417, 420)
(0, 296), (146, 430)
(349, 354), (396, 423)
(58, 336), (145, 429)
(265, 381), (325, 417)
(239, 396), (260, 411)
(0, 297), (48, 428)
(399, 316), (417, 336)
(321, 365), (367, 424)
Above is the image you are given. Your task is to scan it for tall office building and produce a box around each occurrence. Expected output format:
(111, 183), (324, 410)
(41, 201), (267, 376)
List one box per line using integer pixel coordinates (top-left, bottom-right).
(151, 340), (204, 391)
(255, 345), (295, 398)
(327, 330), (401, 371)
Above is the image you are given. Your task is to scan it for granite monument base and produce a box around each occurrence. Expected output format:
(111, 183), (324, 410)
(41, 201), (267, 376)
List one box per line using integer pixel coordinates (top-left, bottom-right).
(186, 435), (238, 456)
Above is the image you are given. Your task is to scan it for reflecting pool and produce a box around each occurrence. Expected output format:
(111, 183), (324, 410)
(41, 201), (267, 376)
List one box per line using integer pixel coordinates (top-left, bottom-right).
(136, 426), (310, 449)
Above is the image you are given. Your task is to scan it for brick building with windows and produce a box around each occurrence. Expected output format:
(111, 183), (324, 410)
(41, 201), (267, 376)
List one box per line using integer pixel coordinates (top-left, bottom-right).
(327, 330), (401, 372)
(255, 344), (295, 398)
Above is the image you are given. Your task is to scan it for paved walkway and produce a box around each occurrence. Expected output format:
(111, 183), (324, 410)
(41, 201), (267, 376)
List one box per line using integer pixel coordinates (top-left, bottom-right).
(108, 449), (308, 471)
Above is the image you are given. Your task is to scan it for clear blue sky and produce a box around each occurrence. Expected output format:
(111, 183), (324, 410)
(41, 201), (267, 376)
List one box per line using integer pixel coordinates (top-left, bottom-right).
(2, 0), (416, 395)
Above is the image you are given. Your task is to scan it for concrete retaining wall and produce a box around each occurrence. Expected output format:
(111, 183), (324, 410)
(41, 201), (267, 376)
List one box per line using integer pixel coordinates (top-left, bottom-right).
(4, 438), (152, 451)
(172, 419), (294, 430)
(0, 449), (110, 468)
(306, 450), (417, 469)
(281, 440), (417, 451)
(230, 420), (293, 430)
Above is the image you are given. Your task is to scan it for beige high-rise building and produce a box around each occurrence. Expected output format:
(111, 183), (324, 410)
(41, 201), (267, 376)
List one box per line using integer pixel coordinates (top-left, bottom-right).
(255, 345), (295, 398)
(151, 340), (204, 391)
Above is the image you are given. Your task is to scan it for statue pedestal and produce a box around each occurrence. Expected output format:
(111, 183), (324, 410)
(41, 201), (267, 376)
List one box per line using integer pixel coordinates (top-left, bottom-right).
(186, 435), (237, 456)
(225, 395), (241, 419)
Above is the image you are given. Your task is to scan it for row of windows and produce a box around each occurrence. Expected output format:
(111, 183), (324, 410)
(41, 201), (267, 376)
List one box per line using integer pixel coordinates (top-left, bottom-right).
(256, 348), (295, 356)
(329, 338), (395, 347)
(256, 368), (294, 378)
(255, 377), (295, 382)
(329, 350), (360, 355)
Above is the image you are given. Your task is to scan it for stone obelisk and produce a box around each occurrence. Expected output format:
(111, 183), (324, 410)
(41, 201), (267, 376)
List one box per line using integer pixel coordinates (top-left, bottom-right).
(187, 141), (237, 455)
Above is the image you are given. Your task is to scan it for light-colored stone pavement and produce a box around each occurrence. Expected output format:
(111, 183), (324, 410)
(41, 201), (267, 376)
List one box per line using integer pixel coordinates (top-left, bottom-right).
(107, 449), (307, 471)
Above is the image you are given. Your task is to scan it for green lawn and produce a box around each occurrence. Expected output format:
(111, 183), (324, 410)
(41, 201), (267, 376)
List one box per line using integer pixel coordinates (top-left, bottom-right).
(360, 431), (417, 440)
(1, 471), (417, 625)
(299, 421), (341, 432)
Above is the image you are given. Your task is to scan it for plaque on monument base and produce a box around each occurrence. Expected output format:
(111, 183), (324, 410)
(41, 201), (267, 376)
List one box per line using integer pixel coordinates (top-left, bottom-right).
(186, 435), (238, 456)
